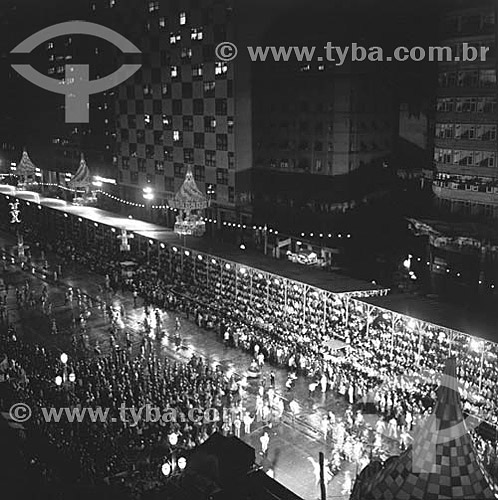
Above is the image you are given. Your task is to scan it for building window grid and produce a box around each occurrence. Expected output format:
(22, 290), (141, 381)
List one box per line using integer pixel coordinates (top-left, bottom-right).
(205, 150), (216, 167)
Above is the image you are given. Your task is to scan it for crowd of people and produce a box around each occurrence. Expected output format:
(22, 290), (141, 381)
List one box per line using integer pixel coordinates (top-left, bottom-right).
(0, 316), (284, 497)
(1, 216), (498, 496)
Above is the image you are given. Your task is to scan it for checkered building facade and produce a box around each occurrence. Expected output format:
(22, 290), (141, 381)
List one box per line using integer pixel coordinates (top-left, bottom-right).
(116, 0), (252, 223)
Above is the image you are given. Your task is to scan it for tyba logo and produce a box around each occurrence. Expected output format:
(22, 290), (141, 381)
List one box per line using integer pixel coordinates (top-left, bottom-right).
(11, 21), (141, 123)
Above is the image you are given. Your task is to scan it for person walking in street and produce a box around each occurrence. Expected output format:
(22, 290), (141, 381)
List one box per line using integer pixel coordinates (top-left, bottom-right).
(257, 351), (265, 368)
(320, 373), (328, 394)
(388, 416), (398, 439)
(269, 370), (275, 387)
(260, 431), (270, 458)
(243, 412), (254, 435)
(234, 415), (242, 438)
(289, 399), (299, 426)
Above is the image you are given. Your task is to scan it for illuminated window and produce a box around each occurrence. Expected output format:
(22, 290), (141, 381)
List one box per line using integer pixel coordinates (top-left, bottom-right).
(143, 84), (152, 96)
(179, 12), (187, 25)
(148, 1), (159, 13)
(215, 62), (228, 75)
(204, 81), (215, 96)
(181, 47), (192, 60)
(162, 115), (172, 129)
(191, 27), (203, 40)
(204, 117), (216, 133)
(192, 64), (203, 77)
(171, 66), (178, 78)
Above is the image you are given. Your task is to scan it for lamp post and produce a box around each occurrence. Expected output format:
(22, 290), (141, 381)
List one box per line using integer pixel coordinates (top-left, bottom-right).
(142, 185), (154, 221)
(207, 184), (215, 237)
(56, 352), (76, 391)
(168, 431), (179, 471)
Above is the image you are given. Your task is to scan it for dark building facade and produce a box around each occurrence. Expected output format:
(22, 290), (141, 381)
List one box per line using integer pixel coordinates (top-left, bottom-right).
(433, 0), (498, 218)
(0, 0), (122, 185)
(42, 0), (121, 184)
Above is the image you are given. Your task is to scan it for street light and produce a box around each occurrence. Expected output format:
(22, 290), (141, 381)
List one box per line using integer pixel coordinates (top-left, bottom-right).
(207, 184), (215, 235)
(143, 186), (154, 221)
(168, 432), (178, 446)
(168, 432), (179, 471)
(403, 255), (412, 271)
(161, 462), (172, 477)
(142, 186), (154, 201)
(57, 353), (75, 389)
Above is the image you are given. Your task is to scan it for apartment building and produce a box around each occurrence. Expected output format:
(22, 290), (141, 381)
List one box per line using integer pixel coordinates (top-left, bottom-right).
(115, 0), (253, 225)
(433, 0), (498, 218)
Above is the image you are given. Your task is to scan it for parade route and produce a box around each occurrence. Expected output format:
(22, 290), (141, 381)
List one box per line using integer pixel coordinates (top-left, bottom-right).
(0, 230), (377, 500)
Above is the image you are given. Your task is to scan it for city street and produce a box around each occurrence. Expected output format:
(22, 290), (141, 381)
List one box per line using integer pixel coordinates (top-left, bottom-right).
(0, 230), (374, 500)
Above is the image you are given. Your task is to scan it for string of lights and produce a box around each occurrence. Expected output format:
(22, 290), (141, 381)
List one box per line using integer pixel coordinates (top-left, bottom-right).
(2, 190), (497, 289)
(39, 182), (86, 193)
(96, 190), (354, 238)
(410, 256), (496, 287)
(1, 180), (355, 239)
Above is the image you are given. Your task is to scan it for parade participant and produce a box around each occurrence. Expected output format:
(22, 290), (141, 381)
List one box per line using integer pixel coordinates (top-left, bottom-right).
(255, 394), (264, 421)
(272, 397), (283, 422)
(320, 373), (328, 393)
(260, 431), (270, 458)
(289, 399), (299, 425)
(233, 415), (242, 438)
(243, 412), (254, 435)
(269, 370), (275, 387)
(257, 351), (265, 368)
(388, 416), (399, 439)
(321, 415), (330, 440)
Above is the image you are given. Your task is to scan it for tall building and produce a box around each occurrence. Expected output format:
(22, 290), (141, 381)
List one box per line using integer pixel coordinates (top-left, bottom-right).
(0, 0), (121, 185)
(253, 64), (395, 177)
(433, 0), (498, 218)
(250, 8), (399, 230)
(115, 0), (254, 225)
(41, 0), (120, 185)
(0, 0), (51, 173)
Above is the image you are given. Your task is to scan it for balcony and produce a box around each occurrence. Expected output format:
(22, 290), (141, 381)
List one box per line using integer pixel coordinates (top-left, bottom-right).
(433, 184), (498, 205)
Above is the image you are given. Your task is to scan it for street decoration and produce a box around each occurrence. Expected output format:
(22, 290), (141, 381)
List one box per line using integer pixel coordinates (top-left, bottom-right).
(169, 167), (208, 237)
